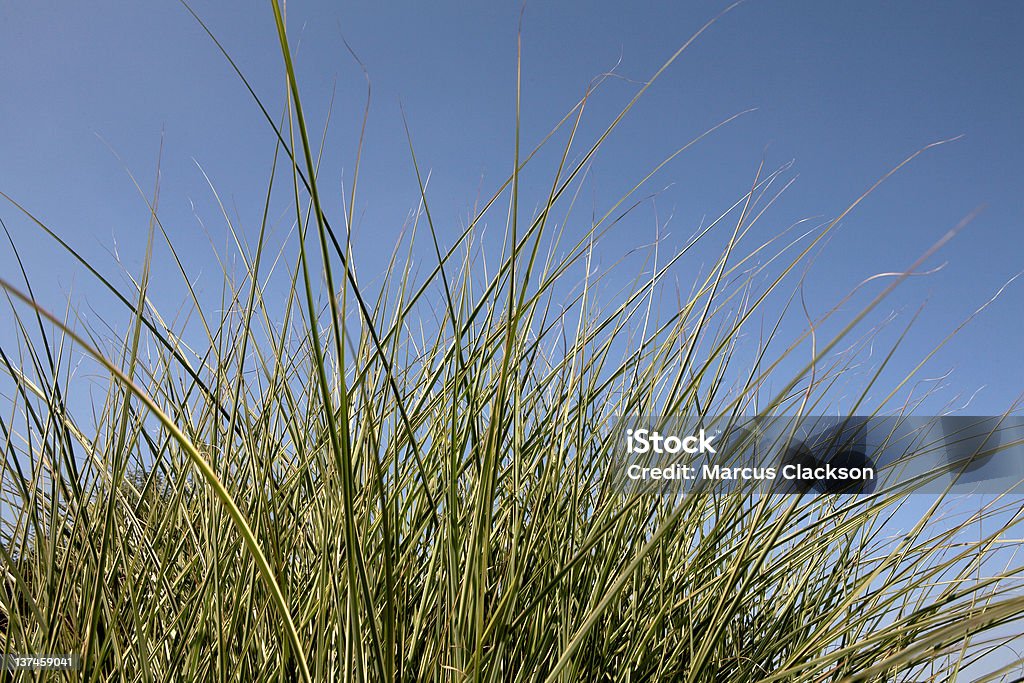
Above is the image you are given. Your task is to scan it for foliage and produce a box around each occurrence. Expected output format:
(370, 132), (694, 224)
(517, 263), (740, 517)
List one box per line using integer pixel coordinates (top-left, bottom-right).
(1, 3), (1022, 681)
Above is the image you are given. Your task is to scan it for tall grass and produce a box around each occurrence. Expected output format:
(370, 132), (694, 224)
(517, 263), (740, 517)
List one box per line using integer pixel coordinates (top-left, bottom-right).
(2, 3), (1023, 681)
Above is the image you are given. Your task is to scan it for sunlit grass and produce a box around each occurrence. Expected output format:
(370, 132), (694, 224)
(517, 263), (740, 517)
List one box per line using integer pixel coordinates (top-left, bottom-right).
(2, 3), (1023, 681)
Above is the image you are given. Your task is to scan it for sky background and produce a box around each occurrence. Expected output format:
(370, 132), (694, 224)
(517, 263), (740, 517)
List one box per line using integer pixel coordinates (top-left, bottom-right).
(1, 0), (1022, 414)
(2, 3), (1023, 675)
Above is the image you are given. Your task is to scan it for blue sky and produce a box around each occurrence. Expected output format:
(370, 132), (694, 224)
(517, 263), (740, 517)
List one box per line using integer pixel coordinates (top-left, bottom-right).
(1, 4), (1023, 675)
(1, 1), (1022, 413)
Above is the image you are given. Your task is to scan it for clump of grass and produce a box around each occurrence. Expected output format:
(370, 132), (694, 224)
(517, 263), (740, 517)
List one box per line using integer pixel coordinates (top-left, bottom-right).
(2, 3), (1023, 681)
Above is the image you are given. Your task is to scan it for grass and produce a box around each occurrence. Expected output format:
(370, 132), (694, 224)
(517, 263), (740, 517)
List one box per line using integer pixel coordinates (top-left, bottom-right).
(2, 3), (1024, 681)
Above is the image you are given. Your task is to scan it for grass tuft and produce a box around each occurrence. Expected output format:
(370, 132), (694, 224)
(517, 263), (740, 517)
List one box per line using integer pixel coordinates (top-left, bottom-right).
(1, 4), (1022, 681)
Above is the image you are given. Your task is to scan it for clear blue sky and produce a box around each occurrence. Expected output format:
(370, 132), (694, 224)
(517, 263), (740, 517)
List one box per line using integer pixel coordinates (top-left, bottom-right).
(2, 4), (1022, 675)
(1, 1), (1022, 413)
